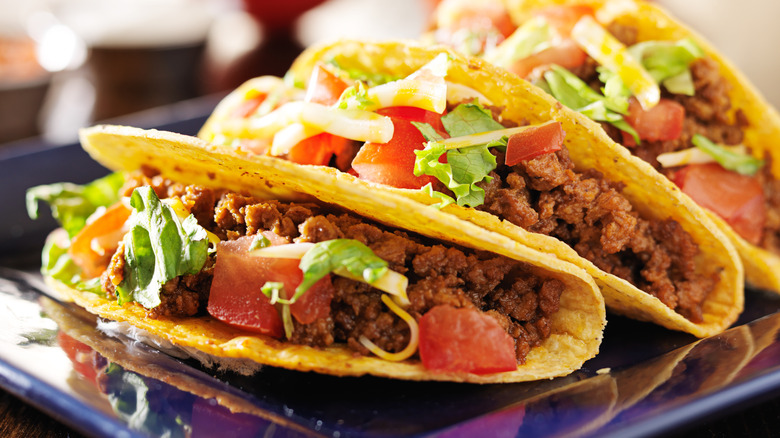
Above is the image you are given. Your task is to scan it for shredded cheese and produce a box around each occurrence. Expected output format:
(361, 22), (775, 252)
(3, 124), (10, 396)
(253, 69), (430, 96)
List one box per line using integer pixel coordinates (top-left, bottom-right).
(359, 294), (419, 362)
(270, 122), (323, 156)
(300, 102), (394, 143)
(333, 267), (410, 306)
(250, 242), (315, 259)
(215, 101), (305, 139)
(571, 15), (659, 110)
(446, 82), (493, 107)
(436, 121), (557, 151)
(365, 79), (447, 114)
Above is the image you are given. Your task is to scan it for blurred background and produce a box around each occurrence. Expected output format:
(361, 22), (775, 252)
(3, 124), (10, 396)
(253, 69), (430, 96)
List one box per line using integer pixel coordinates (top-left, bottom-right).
(0, 0), (431, 145)
(0, 0), (778, 146)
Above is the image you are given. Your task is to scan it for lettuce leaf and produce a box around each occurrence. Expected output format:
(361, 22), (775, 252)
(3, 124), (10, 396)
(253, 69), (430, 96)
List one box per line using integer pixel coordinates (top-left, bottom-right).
(26, 172), (125, 238)
(116, 187), (209, 308)
(628, 38), (704, 95)
(412, 102), (506, 207)
(295, 239), (388, 300)
(441, 102), (505, 136)
(692, 134), (765, 175)
(543, 65), (640, 143)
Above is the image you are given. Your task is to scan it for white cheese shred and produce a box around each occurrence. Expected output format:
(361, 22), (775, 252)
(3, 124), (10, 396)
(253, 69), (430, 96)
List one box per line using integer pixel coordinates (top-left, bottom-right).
(359, 294), (419, 362)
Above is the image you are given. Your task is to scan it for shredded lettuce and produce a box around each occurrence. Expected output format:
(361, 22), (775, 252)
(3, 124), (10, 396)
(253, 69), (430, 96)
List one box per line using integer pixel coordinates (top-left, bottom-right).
(412, 102), (507, 207)
(39, 231), (101, 293)
(295, 239), (388, 301)
(486, 17), (551, 67)
(26, 172), (125, 238)
(337, 81), (376, 110)
(543, 65), (640, 143)
(441, 101), (505, 135)
(261, 281), (294, 338)
(628, 38), (704, 96)
(116, 187), (209, 308)
(692, 134), (765, 175)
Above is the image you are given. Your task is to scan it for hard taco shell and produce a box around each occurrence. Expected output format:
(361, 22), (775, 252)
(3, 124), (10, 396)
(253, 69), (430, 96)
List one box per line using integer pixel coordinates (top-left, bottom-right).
(272, 39), (742, 337)
(62, 123), (607, 383)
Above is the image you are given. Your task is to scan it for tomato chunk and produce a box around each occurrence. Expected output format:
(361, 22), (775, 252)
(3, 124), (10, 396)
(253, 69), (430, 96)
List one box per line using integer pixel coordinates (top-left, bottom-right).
(352, 107), (447, 189)
(534, 5), (595, 36)
(231, 93), (267, 119)
(624, 98), (685, 143)
(418, 305), (517, 375)
(58, 331), (100, 385)
(505, 122), (565, 166)
(207, 235), (333, 337)
(287, 132), (353, 166)
(69, 202), (131, 278)
(434, 0), (516, 52)
(508, 38), (587, 79)
(305, 63), (349, 106)
(674, 163), (766, 245)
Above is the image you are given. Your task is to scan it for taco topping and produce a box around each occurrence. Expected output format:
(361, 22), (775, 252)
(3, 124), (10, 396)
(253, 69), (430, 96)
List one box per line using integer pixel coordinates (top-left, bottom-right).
(453, 3), (775, 251)
(198, 51), (718, 323)
(39, 169), (565, 373)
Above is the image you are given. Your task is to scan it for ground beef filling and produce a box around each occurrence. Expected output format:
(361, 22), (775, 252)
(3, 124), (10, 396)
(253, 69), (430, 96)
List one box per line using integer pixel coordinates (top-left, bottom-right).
(575, 22), (780, 253)
(476, 142), (713, 322)
(104, 172), (563, 363)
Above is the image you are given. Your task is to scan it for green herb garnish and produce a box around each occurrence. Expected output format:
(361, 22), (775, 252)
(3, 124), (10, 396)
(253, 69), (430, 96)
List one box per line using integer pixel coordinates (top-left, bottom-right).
(116, 187), (209, 308)
(692, 135), (765, 175)
(26, 172), (124, 238)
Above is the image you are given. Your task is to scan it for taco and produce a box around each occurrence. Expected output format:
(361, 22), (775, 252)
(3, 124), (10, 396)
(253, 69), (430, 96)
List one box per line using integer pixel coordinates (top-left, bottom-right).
(194, 39), (741, 337)
(28, 126), (606, 383)
(429, 0), (780, 293)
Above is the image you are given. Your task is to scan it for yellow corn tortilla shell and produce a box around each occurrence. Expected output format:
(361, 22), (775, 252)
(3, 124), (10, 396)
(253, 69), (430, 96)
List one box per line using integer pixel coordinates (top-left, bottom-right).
(261, 39), (742, 337)
(67, 125), (606, 384)
(497, 0), (780, 293)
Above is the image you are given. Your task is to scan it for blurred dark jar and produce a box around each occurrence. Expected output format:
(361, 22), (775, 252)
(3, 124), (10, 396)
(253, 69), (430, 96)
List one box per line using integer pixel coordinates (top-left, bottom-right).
(48, 0), (230, 122)
(0, 37), (51, 143)
(87, 43), (205, 120)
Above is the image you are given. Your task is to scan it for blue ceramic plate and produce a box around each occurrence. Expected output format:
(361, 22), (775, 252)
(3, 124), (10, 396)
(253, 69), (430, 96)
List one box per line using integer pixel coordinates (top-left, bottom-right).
(2, 99), (780, 438)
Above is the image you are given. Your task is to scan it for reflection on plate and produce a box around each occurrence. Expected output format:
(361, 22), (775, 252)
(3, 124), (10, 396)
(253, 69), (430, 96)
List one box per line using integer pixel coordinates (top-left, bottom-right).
(2, 263), (780, 437)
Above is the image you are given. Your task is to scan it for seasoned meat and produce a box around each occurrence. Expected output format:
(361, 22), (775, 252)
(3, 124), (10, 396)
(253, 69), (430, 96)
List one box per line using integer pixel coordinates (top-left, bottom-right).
(478, 138), (713, 322)
(108, 172), (563, 363)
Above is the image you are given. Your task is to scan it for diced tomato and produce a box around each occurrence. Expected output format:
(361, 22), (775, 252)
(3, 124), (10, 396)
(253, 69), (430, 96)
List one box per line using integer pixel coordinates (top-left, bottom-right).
(508, 38), (587, 79)
(287, 132), (353, 166)
(305, 63), (349, 106)
(231, 93), (267, 119)
(534, 5), (595, 36)
(505, 122), (565, 166)
(624, 98), (685, 143)
(674, 163), (766, 245)
(504, 5), (592, 78)
(434, 0), (516, 53)
(351, 107), (447, 190)
(207, 234), (333, 337)
(418, 305), (517, 375)
(57, 331), (100, 385)
(68, 202), (132, 279)
(290, 275), (334, 324)
(441, 0), (516, 37)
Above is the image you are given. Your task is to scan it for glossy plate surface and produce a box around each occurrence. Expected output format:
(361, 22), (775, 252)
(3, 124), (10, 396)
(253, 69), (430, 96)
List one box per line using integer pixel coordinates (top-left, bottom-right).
(2, 101), (780, 438)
